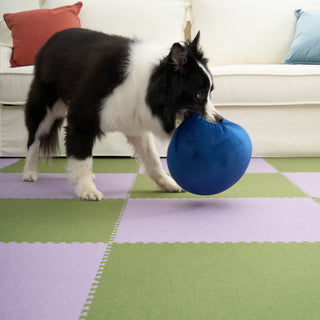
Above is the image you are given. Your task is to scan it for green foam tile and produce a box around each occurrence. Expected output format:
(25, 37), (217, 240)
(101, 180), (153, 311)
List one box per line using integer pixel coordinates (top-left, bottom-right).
(314, 198), (320, 205)
(0, 158), (65, 173)
(0, 157), (139, 173)
(130, 174), (213, 199)
(86, 242), (320, 320)
(92, 158), (139, 173)
(218, 173), (306, 198)
(130, 173), (306, 199)
(0, 199), (123, 243)
(265, 158), (320, 172)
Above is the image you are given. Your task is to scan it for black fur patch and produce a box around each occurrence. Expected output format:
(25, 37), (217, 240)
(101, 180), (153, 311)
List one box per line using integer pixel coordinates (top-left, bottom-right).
(25, 29), (214, 161)
(25, 28), (133, 159)
(146, 32), (213, 133)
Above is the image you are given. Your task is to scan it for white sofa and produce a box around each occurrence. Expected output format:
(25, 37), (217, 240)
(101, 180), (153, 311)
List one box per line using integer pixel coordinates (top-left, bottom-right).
(1, 0), (320, 157)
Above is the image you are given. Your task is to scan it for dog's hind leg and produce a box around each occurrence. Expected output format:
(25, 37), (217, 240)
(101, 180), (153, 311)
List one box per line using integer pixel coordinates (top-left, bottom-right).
(23, 79), (66, 181)
(23, 79), (44, 181)
(127, 132), (183, 192)
(23, 139), (41, 181)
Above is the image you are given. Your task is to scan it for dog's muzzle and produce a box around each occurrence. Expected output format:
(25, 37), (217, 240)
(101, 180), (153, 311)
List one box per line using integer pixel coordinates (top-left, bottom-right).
(214, 114), (224, 123)
(202, 111), (224, 124)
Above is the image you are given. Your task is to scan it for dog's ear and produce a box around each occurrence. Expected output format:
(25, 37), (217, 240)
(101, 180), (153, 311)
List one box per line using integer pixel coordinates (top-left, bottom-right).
(191, 31), (200, 49)
(188, 31), (205, 61)
(170, 43), (188, 71)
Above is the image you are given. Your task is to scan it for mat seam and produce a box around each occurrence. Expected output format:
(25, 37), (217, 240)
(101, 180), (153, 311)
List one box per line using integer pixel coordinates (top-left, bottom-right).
(280, 172), (312, 198)
(79, 168), (138, 319)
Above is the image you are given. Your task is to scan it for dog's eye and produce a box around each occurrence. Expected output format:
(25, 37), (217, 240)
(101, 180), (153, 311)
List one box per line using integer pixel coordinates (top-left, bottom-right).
(196, 91), (206, 100)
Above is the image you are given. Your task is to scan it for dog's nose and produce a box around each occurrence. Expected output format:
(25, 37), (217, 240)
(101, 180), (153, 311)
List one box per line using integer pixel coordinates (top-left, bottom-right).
(215, 114), (224, 123)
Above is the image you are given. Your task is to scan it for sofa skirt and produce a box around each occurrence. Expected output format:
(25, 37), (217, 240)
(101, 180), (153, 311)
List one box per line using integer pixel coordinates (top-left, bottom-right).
(1, 104), (319, 157)
(0, 104), (170, 157)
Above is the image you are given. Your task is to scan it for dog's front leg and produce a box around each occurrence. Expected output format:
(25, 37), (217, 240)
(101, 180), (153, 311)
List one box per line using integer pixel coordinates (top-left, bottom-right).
(66, 157), (103, 200)
(127, 133), (182, 192)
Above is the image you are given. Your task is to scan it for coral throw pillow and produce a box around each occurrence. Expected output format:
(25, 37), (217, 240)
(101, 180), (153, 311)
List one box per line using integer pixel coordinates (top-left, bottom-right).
(4, 2), (82, 67)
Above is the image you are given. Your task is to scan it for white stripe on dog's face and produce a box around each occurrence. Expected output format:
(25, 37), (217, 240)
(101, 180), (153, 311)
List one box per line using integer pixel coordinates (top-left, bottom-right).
(196, 61), (220, 122)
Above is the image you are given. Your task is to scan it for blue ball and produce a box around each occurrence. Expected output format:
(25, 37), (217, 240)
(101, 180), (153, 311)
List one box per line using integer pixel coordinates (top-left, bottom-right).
(167, 114), (252, 195)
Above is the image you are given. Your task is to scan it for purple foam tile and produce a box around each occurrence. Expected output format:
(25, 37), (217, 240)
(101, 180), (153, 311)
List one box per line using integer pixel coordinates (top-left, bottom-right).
(161, 158), (169, 173)
(139, 158), (169, 174)
(0, 158), (20, 169)
(95, 173), (136, 198)
(246, 158), (278, 173)
(0, 173), (136, 199)
(0, 242), (107, 320)
(0, 173), (75, 199)
(138, 164), (144, 174)
(283, 172), (320, 198)
(114, 198), (320, 243)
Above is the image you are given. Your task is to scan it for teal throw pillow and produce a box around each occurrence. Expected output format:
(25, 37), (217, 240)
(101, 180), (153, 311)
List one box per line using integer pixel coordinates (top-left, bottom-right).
(283, 9), (320, 64)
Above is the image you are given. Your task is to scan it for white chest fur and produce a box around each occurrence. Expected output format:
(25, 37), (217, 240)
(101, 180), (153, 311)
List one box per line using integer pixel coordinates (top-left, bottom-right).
(99, 41), (170, 139)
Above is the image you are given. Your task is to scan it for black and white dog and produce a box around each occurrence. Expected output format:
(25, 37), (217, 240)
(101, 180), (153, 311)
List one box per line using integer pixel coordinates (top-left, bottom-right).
(23, 28), (223, 200)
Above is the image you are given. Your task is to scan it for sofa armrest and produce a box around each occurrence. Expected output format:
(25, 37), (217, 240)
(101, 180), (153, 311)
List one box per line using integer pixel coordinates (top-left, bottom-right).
(0, 42), (12, 71)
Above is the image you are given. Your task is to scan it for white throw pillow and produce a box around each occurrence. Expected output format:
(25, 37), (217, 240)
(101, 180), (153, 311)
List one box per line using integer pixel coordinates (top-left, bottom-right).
(41, 0), (188, 43)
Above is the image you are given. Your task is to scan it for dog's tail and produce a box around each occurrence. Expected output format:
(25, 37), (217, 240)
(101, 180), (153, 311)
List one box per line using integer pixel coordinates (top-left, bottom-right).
(39, 117), (64, 159)
(25, 77), (67, 160)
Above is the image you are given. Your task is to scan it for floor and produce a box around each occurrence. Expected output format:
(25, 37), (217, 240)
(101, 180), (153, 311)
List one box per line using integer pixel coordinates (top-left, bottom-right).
(0, 157), (320, 319)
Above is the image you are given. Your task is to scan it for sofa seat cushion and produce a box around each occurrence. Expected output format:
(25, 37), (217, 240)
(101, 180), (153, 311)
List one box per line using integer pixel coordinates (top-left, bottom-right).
(211, 64), (320, 107)
(2, 64), (320, 108)
(0, 66), (33, 105)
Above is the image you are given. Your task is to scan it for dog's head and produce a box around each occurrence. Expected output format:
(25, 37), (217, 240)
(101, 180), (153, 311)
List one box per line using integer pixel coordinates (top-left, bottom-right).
(147, 31), (223, 134)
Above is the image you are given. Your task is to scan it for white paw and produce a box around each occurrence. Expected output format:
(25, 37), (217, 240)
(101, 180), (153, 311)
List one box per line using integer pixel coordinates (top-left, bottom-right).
(76, 183), (103, 201)
(157, 175), (183, 193)
(23, 171), (38, 182)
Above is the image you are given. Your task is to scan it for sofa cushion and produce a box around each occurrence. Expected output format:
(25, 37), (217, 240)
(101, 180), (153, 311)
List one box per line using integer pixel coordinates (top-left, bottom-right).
(3, 64), (320, 108)
(191, 0), (320, 65)
(283, 9), (320, 64)
(3, 2), (82, 67)
(211, 64), (320, 106)
(41, 0), (188, 43)
(0, 66), (34, 105)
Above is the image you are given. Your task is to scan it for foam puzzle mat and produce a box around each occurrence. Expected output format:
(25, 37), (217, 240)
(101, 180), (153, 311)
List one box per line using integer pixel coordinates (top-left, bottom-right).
(0, 157), (320, 319)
